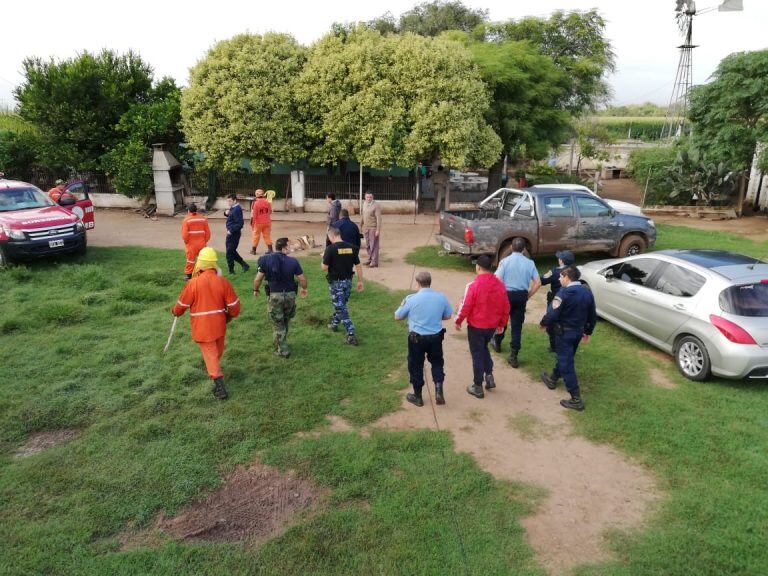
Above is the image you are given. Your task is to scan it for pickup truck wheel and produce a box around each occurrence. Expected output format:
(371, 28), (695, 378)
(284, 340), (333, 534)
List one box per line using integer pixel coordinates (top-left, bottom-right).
(618, 234), (646, 258)
(497, 237), (529, 264)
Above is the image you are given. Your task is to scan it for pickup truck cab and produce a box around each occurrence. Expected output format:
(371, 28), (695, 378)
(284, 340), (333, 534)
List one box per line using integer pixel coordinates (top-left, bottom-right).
(0, 176), (94, 267)
(435, 187), (656, 262)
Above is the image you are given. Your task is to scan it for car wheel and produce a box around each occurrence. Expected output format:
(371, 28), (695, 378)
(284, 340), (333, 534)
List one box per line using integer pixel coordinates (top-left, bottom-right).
(618, 234), (647, 258)
(497, 237), (529, 264)
(75, 236), (87, 257)
(0, 244), (9, 269)
(675, 335), (711, 381)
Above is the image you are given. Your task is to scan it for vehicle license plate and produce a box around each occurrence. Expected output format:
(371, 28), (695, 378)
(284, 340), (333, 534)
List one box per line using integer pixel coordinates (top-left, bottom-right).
(49, 239), (64, 248)
(443, 241), (451, 251)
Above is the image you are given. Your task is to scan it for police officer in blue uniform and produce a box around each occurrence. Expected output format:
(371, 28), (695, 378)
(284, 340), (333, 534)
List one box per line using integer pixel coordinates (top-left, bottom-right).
(541, 250), (575, 352)
(394, 271), (453, 407)
(539, 266), (596, 411)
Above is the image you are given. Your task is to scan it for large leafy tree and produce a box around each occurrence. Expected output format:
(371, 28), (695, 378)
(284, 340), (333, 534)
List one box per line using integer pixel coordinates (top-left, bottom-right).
(14, 50), (154, 170)
(363, 1), (488, 36)
(296, 27), (501, 169)
(483, 10), (615, 113)
(181, 33), (307, 171)
(688, 50), (768, 172)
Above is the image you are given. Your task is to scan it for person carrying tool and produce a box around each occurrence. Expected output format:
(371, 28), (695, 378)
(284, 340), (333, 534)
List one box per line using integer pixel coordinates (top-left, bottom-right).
(172, 247), (241, 400)
(250, 188), (273, 255)
(181, 204), (211, 280)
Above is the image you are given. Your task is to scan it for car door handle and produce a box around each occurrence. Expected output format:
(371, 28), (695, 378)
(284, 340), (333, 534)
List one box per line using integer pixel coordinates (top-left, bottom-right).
(580, 220), (589, 224)
(543, 222), (556, 227)
(673, 303), (686, 310)
(628, 288), (639, 296)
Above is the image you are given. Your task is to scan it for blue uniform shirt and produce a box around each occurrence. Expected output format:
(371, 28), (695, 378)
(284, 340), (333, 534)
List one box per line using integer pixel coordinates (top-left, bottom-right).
(257, 252), (303, 293)
(395, 288), (453, 335)
(540, 281), (597, 335)
(495, 252), (539, 291)
(541, 265), (566, 300)
(226, 203), (244, 232)
(334, 217), (362, 247)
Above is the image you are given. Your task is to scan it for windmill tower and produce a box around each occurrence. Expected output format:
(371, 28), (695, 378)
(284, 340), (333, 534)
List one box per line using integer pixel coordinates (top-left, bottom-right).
(661, 0), (744, 139)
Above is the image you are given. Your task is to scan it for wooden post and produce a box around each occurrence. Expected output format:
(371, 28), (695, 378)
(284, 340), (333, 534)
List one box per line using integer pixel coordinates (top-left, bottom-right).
(736, 171), (747, 218)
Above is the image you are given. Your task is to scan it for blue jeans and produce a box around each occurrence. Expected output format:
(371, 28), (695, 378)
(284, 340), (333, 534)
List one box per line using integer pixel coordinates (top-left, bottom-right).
(494, 290), (528, 352)
(552, 330), (583, 395)
(407, 332), (445, 392)
(328, 279), (355, 335)
(468, 326), (496, 385)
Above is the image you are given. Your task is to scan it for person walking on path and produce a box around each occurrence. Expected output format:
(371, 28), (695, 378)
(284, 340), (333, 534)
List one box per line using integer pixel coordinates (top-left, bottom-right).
(541, 250), (575, 351)
(394, 271), (453, 407)
(252, 237), (308, 358)
(540, 266), (596, 411)
(325, 193), (342, 246)
(181, 203), (211, 280)
(322, 226), (364, 346)
(492, 238), (541, 368)
(333, 208), (362, 248)
(454, 255), (510, 399)
(224, 194), (250, 275)
(360, 191), (382, 267)
(171, 247), (241, 400)
(250, 188), (273, 255)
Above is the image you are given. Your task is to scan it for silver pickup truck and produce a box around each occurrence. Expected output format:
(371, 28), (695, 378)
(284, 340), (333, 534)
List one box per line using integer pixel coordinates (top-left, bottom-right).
(435, 187), (657, 262)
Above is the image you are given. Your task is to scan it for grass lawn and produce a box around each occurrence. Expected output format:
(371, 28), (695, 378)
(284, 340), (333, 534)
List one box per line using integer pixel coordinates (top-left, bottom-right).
(0, 247), (543, 575)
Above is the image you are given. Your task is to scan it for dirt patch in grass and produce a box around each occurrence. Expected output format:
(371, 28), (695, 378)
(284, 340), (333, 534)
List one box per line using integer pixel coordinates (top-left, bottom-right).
(122, 463), (327, 548)
(15, 429), (80, 458)
(161, 463), (326, 543)
(640, 349), (679, 390)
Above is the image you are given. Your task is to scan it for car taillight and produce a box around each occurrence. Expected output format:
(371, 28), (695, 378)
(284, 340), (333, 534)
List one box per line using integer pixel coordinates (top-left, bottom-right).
(710, 314), (757, 345)
(464, 226), (474, 245)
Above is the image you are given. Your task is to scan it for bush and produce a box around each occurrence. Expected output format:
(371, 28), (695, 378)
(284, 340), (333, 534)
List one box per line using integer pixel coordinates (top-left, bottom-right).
(626, 146), (677, 205)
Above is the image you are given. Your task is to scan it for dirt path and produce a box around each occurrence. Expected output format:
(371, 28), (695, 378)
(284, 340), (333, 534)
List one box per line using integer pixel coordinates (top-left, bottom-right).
(91, 210), (659, 575)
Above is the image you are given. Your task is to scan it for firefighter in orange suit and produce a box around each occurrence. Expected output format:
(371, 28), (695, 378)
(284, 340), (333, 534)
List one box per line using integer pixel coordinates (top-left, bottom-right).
(250, 188), (273, 255)
(181, 204), (211, 280)
(172, 247), (241, 399)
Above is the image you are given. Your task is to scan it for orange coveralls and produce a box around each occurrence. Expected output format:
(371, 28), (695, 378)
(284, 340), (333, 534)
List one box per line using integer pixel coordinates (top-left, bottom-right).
(181, 213), (211, 275)
(250, 198), (272, 250)
(172, 269), (241, 378)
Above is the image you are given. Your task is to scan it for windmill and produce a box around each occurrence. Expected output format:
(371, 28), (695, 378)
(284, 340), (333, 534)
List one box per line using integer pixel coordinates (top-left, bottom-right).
(661, 0), (744, 139)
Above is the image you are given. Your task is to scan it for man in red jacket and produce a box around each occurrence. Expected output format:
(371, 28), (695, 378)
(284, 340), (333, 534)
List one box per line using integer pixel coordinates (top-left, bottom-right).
(172, 247), (241, 400)
(250, 188), (273, 255)
(454, 254), (510, 399)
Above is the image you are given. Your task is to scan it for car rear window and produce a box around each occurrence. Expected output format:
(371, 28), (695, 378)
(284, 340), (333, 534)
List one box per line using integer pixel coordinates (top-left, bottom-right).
(719, 283), (768, 317)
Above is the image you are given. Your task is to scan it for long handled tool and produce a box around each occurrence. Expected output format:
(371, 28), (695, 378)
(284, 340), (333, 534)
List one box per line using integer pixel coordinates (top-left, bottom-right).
(163, 316), (179, 353)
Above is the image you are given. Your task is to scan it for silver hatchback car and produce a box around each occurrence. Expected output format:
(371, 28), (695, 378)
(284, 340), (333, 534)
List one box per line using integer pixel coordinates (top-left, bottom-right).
(579, 250), (768, 381)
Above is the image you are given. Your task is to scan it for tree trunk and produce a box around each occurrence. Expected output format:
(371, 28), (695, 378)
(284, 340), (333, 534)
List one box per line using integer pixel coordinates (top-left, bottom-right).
(485, 154), (505, 196)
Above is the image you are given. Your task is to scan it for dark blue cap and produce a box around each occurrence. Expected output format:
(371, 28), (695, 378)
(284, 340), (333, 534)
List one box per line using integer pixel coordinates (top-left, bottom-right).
(556, 250), (575, 265)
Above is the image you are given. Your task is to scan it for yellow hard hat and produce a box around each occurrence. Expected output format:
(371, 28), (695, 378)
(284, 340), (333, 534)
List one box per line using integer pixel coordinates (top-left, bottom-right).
(193, 247), (218, 275)
(266, 189), (276, 203)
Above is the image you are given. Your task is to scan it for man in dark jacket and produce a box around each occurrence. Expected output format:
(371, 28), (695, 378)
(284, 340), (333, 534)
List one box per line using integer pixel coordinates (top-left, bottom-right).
(325, 193), (342, 247)
(541, 250), (575, 351)
(333, 209), (362, 248)
(224, 194), (250, 275)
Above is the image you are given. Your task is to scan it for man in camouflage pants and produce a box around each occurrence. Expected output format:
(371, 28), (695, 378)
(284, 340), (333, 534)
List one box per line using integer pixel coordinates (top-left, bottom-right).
(322, 226), (364, 346)
(253, 237), (308, 357)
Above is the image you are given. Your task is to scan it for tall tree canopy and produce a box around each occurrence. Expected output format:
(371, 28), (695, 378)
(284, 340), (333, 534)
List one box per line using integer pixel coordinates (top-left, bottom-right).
(296, 27), (501, 169)
(14, 50), (154, 170)
(181, 33), (307, 171)
(688, 50), (768, 171)
(483, 10), (615, 113)
(363, 1), (488, 36)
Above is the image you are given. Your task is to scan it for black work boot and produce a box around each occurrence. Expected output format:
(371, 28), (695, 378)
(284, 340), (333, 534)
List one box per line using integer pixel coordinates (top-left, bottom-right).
(560, 393), (584, 411)
(435, 382), (445, 405)
(484, 373), (496, 390)
(212, 377), (229, 400)
(466, 384), (485, 399)
(407, 391), (424, 407)
(346, 333), (359, 346)
(540, 372), (558, 390)
(242, 263), (250, 273)
(250, 247), (257, 255)
(266, 244), (274, 253)
(508, 350), (519, 368)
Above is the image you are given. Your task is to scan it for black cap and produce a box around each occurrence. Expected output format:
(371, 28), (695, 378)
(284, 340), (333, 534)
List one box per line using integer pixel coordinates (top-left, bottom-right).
(476, 254), (493, 270)
(556, 250), (575, 265)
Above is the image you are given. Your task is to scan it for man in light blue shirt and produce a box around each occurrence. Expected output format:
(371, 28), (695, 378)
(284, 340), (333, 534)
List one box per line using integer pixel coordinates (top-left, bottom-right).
(395, 271), (453, 408)
(493, 238), (541, 367)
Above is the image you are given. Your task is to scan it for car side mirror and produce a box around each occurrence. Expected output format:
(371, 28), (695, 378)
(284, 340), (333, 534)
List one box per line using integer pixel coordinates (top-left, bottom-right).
(604, 268), (614, 281)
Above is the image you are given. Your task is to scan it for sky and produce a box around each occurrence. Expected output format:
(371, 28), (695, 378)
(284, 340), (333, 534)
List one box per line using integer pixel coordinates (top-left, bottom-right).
(0, 0), (765, 109)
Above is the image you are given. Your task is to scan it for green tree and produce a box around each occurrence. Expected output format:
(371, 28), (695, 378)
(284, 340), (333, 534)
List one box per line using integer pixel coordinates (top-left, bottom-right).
(296, 27), (501, 170)
(483, 10), (615, 113)
(14, 50), (154, 170)
(572, 118), (614, 173)
(688, 50), (768, 172)
(101, 78), (184, 197)
(398, 0), (488, 36)
(181, 33), (307, 172)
